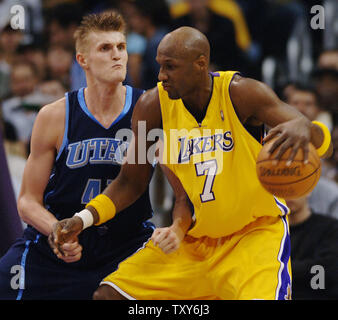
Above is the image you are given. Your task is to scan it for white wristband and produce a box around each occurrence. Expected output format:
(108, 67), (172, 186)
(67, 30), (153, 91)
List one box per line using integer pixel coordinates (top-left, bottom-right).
(74, 209), (94, 230)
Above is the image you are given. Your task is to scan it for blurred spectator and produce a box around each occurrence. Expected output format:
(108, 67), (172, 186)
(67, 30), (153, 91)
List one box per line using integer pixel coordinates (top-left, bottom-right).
(312, 50), (338, 127)
(237, 0), (303, 81)
(172, 0), (243, 72)
(118, 0), (147, 88)
(171, 0), (257, 76)
(0, 24), (23, 66)
(286, 195), (338, 299)
(45, 3), (86, 90)
(0, 24), (24, 99)
(322, 125), (338, 184)
(170, 0), (252, 52)
(281, 81), (338, 217)
(45, 3), (83, 49)
(1, 61), (56, 157)
(38, 79), (65, 100)
(309, 176), (338, 220)
(284, 81), (333, 131)
(122, 0), (172, 89)
(16, 42), (47, 82)
(46, 45), (73, 90)
(318, 49), (338, 70)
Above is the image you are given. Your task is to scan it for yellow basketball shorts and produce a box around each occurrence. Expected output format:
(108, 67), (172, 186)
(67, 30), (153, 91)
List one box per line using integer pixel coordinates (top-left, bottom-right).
(101, 215), (292, 300)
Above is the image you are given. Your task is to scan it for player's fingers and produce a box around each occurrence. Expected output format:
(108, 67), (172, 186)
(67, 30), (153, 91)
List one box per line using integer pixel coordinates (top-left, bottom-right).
(268, 135), (288, 160)
(302, 143), (309, 164)
(52, 247), (63, 259)
(152, 233), (167, 247)
(157, 236), (174, 250)
(60, 223), (78, 244)
(152, 228), (170, 246)
(60, 251), (82, 263)
(151, 229), (161, 245)
(62, 240), (81, 251)
(285, 141), (303, 166)
(160, 242), (178, 254)
(273, 138), (294, 162)
(52, 224), (66, 256)
(262, 127), (280, 143)
(48, 235), (64, 258)
(62, 243), (82, 256)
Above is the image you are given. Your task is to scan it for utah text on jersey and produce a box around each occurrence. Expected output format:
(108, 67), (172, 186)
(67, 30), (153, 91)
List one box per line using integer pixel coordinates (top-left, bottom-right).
(66, 138), (129, 168)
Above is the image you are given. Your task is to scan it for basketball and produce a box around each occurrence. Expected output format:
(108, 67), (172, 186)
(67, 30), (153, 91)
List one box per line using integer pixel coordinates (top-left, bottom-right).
(256, 137), (321, 199)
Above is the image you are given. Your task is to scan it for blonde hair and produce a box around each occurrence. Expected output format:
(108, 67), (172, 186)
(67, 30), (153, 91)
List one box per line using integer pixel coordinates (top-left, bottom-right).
(74, 10), (126, 53)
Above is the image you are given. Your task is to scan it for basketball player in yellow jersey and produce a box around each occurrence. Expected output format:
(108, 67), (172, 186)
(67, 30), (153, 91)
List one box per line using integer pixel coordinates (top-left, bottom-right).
(50, 27), (333, 300)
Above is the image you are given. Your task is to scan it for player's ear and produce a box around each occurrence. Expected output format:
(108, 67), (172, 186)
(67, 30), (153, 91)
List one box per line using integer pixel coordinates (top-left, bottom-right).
(76, 52), (88, 70)
(195, 54), (208, 71)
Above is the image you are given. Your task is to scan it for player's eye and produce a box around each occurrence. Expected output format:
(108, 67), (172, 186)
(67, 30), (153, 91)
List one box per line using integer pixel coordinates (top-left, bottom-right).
(162, 63), (173, 70)
(100, 45), (110, 51)
(117, 43), (126, 51)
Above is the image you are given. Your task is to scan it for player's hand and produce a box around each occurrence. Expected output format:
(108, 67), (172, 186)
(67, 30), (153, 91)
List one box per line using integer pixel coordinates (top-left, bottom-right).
(48, 217), (83, 258)
(263, 117), (311, 165)
(151, 225), (184, 254)
(57, 239), (83, 263)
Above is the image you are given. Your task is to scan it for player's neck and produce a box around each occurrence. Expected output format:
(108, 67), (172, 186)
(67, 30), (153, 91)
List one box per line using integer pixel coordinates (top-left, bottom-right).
(182, 73), (213, 123)
(288, 204), (312, 226)
(85, 80), (125, 114)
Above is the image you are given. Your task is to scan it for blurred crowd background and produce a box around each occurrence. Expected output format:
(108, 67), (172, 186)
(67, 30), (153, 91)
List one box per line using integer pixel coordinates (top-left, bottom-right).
(0, 0), (338, 299)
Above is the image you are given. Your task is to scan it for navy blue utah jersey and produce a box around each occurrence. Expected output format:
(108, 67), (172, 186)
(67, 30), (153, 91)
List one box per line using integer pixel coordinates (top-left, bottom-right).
(24, 85), (154, 267)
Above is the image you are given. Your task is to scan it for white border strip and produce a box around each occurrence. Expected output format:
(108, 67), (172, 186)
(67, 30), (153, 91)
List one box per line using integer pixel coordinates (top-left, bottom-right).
(275, 216), (288, 300)
(100, 281), (136, 300)
(97, 237), (152, 300)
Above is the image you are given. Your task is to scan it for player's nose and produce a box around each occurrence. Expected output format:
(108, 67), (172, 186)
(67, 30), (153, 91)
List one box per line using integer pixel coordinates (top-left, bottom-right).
(111, 46), (121, 60)
(158, 67), (168, 81)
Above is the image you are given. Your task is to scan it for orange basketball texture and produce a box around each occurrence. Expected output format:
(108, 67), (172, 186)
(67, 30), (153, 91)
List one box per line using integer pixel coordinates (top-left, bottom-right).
(256, 138), (321, 199)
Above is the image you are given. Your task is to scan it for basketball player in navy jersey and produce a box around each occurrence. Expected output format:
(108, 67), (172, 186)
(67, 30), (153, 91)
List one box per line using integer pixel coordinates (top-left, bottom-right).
(0, 11), (154, 299)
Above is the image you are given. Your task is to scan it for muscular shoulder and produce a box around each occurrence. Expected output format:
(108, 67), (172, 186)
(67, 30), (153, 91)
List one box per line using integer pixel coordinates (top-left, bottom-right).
(230, 74), (271, 98)
(32, 97), (66, 150)
(229, 74), (280, 124)
(132, 87), (162, 130)
(38, 97), (66, 121)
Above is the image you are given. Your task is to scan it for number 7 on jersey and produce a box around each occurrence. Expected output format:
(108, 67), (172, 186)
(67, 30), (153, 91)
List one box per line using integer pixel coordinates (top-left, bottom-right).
(195, 159), (218, 203)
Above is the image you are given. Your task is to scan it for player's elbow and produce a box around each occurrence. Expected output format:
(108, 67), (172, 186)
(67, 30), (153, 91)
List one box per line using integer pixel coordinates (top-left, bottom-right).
(17, 195), (29, 222)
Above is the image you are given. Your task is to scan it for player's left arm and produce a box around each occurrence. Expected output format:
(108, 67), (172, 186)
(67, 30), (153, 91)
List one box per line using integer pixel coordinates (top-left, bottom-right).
(151, 164), (193, 254)
(230, 75), (333, 163)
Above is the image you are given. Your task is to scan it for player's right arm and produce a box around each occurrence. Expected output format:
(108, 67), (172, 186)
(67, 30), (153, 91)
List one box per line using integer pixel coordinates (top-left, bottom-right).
(17, 99), (83, 262)
(17, 100), (65, 236)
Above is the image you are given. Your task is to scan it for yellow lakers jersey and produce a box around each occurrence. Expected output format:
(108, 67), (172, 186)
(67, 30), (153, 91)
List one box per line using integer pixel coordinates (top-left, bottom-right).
(158, 71), (289, 238)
